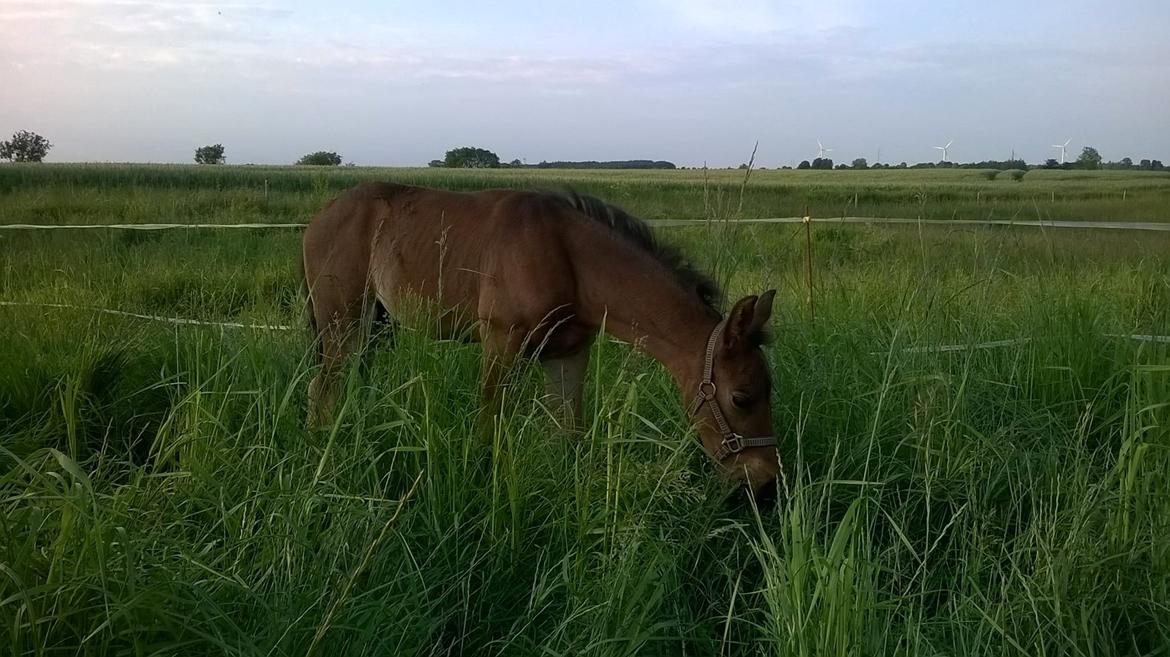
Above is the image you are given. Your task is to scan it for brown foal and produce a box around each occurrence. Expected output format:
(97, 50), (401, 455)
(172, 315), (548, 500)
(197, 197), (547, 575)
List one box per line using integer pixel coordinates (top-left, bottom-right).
(302, 182), (781, 491)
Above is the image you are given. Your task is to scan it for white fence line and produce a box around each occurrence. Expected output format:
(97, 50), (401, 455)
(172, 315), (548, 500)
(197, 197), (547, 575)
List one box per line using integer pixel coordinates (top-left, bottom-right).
(878, 338), (1033, 354)
(872, 333), (1170, 356)
(0, 301), (294, 331)
(3, 300), (1167, 351)
(662, 217), (1170, 232)
(1115, 334), (1170, 343)
(0, 222), (306, 231)
(3, 217), (1170, 232)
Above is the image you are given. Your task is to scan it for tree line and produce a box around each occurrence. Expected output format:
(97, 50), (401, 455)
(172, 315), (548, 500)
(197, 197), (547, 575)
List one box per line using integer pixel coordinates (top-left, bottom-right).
(427, 147), (677, 169)
(781, 147), (1164, 172)
(1, 131), (1165, 172)
(194, 144), (347, 166)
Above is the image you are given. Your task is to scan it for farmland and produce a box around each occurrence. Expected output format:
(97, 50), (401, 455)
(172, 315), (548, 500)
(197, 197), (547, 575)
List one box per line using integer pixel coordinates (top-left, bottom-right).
(3, 163), (1170, 226)
(1, 165), (1169, 655)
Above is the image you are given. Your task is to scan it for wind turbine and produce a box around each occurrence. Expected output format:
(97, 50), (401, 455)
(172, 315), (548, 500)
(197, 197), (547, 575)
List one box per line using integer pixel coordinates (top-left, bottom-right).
(1052, 139), (1070, 164)
(933, 140), (953, 162)
(816, 140), (833, 159)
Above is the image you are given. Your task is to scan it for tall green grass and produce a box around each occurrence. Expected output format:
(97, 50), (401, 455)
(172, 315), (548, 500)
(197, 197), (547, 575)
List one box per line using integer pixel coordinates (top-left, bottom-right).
(1, 183), (1168, 654)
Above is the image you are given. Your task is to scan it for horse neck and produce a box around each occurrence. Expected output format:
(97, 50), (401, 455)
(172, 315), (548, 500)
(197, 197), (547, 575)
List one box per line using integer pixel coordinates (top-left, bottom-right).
(571, 228), (718, 390)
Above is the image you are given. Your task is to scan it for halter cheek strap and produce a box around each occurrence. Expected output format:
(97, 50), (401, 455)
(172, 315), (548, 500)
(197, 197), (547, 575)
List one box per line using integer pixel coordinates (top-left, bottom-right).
(687, 321), (778, 461)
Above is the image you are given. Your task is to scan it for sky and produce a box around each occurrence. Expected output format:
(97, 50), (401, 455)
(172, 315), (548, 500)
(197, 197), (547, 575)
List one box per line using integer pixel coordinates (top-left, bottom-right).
(1, 0), (1167, 167)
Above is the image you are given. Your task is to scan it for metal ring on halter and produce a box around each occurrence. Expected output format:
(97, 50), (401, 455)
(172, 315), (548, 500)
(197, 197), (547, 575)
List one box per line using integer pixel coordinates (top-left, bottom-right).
(697, 380), (716, 399)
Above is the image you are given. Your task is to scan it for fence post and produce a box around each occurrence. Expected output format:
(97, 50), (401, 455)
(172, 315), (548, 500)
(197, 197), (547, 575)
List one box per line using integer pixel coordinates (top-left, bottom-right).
(803, 206), (815, 320)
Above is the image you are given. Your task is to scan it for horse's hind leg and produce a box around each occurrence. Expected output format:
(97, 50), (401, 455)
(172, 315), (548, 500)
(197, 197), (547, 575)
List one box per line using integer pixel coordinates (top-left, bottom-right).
(541, 347), (591, 434)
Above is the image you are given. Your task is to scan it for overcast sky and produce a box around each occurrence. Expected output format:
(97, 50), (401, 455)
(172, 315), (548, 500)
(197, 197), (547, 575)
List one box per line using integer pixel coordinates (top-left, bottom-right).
(1, 0), (1167, 167)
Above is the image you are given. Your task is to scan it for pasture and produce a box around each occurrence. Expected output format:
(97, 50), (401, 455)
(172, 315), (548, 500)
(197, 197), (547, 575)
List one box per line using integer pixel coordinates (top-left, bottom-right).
(1, 165), (1169, 655)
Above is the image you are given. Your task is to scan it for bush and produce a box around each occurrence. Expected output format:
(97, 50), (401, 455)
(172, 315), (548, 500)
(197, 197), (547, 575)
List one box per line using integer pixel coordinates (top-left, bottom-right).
(296, 151), (342, 166)
(442, 146), (500, 168)
(194, 144), (225, 165)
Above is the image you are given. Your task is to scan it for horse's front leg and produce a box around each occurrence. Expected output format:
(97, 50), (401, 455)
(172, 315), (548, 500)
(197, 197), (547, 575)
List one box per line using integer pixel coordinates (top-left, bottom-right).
(541, 346), (592, 435)
(478, 321), (524, 430)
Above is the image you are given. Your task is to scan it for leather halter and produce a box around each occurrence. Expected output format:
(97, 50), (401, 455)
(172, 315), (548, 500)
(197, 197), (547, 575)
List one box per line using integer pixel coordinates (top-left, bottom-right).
(687, 321), (778, 461)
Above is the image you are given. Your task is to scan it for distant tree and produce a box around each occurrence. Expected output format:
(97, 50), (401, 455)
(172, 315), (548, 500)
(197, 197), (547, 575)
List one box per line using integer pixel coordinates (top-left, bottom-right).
(896, 162), (908, 169)
(508, 158), (522, 167)
(1152, 160), (1165, 171)
(811, 157), (833, 170)
(1139, 159), (1152, 170)
(796, 160), (811, 169)
(737, 163), (748, 170)
(194, 144), (226, 165)
(1043, 158), (1061, 169)
(1076, 146), (1102, 170)
(443, 146), (500, 168)
(532, 159), (676, 169)
(1119, 157), (1133, 169)
(428, 159), (445, 167)
(851, 157), (868, 170)
(296, 151), (342, 166)
(0, 130), (52, 162)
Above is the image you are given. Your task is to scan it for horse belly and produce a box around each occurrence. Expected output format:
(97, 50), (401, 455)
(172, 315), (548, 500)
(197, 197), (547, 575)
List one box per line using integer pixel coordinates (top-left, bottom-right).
(372, 233), (483, 341)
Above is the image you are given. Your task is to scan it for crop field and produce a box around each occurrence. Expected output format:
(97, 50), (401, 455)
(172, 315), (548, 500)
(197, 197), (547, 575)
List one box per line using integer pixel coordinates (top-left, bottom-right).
(3, 163), (1170, 225)
(1, 165), (1169, 655)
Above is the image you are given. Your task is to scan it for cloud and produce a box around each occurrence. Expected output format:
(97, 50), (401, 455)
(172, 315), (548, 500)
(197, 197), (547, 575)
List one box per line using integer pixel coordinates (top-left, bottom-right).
(1, 0), (1165, 164)
(0, 0), (294, 71)
(651, 0), (862, 37)
(0, 0), (675, 90)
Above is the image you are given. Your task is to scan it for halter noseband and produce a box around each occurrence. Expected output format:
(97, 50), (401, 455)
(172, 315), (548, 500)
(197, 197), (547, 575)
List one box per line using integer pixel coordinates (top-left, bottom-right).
(687, 321), (778, 461)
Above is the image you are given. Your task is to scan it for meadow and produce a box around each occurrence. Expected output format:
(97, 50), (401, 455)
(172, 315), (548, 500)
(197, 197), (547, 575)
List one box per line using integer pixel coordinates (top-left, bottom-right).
(1, 165), (1169, 655)
(2, 163), (1170, 226)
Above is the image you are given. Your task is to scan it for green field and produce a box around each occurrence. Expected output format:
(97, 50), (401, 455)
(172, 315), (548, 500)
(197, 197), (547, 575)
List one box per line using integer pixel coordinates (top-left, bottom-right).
(3, 163), (1170, 226)
(1, 165), (1169, 655)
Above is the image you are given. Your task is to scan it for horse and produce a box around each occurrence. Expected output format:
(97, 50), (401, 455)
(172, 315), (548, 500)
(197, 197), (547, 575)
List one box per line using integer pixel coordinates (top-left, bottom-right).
(301, 182), (781, 492)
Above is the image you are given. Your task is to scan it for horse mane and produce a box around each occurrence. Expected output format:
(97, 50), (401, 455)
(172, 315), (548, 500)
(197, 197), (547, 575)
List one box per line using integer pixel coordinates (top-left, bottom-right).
(554, 190), (723, 317)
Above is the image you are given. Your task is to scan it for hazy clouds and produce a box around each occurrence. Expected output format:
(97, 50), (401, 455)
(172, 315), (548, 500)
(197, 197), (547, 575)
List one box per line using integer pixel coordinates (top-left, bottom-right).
(1, 0), (1167, 166)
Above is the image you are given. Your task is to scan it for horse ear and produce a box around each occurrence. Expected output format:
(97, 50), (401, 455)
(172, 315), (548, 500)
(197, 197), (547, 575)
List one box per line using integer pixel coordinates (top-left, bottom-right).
(749, 289), (776, 335)
(724, 289), (775, 350)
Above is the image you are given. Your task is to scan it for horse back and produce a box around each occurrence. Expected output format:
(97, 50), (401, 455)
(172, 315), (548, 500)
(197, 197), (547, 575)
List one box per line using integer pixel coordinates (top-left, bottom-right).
(304, 183), (585, 345)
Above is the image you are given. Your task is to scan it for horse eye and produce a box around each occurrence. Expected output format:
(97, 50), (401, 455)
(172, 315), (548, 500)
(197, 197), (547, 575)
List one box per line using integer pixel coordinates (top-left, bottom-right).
(731, 392), (751, 409)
